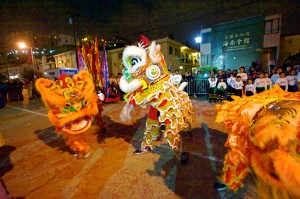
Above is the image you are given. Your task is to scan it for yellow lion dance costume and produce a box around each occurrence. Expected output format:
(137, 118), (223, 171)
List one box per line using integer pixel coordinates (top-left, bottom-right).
(216, 85), (300, 198)
(119, 38), (193, 161)
(35, 71), (99, 158)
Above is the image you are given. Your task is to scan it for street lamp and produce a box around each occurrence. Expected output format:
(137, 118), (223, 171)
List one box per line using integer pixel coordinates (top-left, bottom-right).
(195, 36), (202, 67)
(18, 42), (35, 78)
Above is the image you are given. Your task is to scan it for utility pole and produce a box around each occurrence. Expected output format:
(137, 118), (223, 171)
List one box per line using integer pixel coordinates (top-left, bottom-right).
(67, 10), (79, 68)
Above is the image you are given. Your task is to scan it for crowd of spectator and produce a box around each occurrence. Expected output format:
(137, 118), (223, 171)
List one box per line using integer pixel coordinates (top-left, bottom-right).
(170, 64), (300, 102)
(0, 77), (38, 105)
(205, 64), (300, 102)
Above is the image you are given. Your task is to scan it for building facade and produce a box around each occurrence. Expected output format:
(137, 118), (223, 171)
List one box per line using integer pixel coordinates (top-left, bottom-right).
(108, 37), (198, 76)
(3, 31), (60, 51)
(200, 14), (281, 72)
(279, 34), (300, 66)
(53, 51), (77, 69)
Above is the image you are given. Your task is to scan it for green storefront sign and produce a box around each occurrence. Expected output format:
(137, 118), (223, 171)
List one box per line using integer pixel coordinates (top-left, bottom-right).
(212, 15), (265, 70)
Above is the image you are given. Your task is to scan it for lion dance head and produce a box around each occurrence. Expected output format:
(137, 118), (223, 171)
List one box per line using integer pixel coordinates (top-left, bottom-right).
(216, 85), (300, 198)
(36, 71), (99, 158)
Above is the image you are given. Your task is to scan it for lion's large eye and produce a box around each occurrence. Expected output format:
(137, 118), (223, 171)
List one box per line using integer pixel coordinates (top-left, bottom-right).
(130, 57), (142, 66)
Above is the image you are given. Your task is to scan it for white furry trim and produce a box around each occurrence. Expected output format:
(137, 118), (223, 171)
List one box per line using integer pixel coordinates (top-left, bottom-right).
(178, 82), (188, 91)
(122, 45), (147, 73)
(119, 76), (142, 93)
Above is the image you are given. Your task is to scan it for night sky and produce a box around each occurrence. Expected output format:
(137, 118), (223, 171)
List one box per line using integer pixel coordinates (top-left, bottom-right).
(1, 0), (300, 46)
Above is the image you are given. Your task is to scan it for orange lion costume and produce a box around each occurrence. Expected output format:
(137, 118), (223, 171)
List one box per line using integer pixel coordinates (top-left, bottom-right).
(35, 71), (100, 158)
(216, 85), (300, 198)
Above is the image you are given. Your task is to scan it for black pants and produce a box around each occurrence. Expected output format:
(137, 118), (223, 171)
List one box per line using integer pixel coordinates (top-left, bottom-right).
(246, 91), (254, 96)
(280, 86), (286, 91)
(288, 85), (296, 92)
(216, 89), (225, 100)
(235, 89), (242, 97)
(208, 87), (216, 101)
(256, 87), (265, 93)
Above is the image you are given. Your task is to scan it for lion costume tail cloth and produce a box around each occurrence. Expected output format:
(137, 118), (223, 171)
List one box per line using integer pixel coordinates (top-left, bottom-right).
(119, 39), (193, 157)
(216, 85), (300, 198)
(35, 71), (100, 158)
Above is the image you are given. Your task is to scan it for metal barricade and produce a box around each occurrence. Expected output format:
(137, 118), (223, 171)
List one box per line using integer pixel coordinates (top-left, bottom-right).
(184, 79), (209, 97)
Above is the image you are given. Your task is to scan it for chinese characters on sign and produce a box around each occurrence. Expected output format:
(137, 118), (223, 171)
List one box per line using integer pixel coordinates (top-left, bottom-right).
(223, 31), (251, 51)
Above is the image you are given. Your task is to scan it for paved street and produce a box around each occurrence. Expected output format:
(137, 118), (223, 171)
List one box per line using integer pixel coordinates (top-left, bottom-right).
(0, 98), (255, 198)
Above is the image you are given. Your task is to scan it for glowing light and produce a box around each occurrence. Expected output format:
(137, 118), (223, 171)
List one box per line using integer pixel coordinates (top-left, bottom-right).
(195, 37), (202, 44)
(18, 42), (27, 49)
(181, 46), (188, 50)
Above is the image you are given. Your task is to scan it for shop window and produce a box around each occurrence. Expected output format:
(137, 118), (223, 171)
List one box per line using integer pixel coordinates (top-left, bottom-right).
(201, 32), (211, 43)
(265, 18), (279, 34)
(169, 46), (173, 55)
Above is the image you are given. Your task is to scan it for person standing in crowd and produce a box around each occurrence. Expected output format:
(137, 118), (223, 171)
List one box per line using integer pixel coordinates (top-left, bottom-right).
(225, 69), (231, 78)
(171, 70), (182, 87)
(254, 73), (267, 93)
(276, 72), (288, 91)
(285, 65), (292, 76)
(216, 78), (227, 101)
(245, 79), (255, 96)
(0, 80), (8, 103)
(286, 70), (298, 92)
(226, 73), (236, 101)
(109, 74), (118, 85)
(271, 68), (282, 84)
(216, 70), (226, 80)
(251, 71), (258, 79)
(237, 66), (248, 86)
(270, 68), (276, 78)
(248, 65), (254, 74)
(194, 70), (203, 96)
(264, 72), (272, 90)
(27, 81), (33, 99)
(232, 69), (238, 77)
(116, 72), (122, 85)
(208, 76), (217, 103)
(233, 76), (243, 97)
